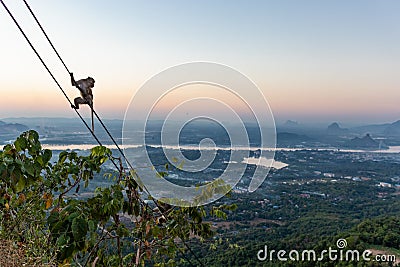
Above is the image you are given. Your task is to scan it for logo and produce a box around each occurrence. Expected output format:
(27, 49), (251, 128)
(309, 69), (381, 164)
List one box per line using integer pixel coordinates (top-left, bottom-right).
(257, 238), (396, 263)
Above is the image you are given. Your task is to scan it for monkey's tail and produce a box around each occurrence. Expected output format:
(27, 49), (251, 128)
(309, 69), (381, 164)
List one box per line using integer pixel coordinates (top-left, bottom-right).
(91, 106), (94, 133)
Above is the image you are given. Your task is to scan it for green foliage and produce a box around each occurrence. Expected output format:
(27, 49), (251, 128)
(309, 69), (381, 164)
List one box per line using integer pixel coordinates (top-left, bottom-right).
(0, 130), (234, 266)
(0, 130), (56, 264)
(345, 216), (400, 249)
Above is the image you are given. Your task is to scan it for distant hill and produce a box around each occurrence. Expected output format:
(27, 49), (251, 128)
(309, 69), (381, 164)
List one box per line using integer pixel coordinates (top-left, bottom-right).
(277, 132), (312, 147)
(0, 120), (28, 134)
(383, 120), (400, 136)
(344, 133), (388, 150)
(355, 125), (388, 135)
(0, 117), (124, 136)
(350, 120), (400, 138)
(282, 120), (299, 128)
(326, 122), (348, 135)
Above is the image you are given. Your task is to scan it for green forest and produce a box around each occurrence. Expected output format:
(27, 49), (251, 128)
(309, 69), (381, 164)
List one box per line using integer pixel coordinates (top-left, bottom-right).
(0, 131), (235, 266)
(1, 131), (400, 266)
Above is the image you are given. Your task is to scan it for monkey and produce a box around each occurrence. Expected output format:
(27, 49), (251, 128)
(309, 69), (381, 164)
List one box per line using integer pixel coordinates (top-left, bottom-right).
(70, 72), (95, 131)
(70, 73), (95, 110)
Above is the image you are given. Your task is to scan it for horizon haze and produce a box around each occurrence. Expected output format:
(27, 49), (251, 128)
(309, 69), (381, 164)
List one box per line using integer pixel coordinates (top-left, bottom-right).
(0, 0), (400, 124)
(1, 1), (400, 124)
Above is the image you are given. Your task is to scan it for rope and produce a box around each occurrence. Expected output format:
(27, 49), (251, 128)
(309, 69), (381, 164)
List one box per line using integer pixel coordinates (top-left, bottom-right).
(22, 0), (70, 74)
(0, 0), (119, 170)
(1, 1), (205, 265)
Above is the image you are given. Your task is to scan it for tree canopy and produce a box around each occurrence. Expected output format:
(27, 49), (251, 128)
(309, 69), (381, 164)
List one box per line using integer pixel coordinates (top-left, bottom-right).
(0, 130), (235, 266)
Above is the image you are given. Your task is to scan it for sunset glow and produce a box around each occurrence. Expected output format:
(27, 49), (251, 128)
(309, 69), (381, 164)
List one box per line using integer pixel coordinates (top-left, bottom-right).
(1, 0), (400, 124)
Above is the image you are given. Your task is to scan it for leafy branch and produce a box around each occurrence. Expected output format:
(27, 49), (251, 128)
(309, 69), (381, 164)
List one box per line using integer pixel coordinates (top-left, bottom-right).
(0, 130), (236, 266)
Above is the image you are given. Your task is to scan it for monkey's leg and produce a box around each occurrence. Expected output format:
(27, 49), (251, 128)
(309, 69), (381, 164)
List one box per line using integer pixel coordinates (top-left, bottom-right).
(73, 97), (85, 109)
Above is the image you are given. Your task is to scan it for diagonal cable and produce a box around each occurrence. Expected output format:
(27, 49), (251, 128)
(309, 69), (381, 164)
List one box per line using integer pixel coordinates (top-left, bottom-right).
(2, 1), (206, 265)
(0, 0), (119, 171)
(22, 0), (70, 74)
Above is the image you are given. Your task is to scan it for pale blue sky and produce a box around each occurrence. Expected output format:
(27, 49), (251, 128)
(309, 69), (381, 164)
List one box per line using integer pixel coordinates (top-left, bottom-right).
(1, 0), (399, 124)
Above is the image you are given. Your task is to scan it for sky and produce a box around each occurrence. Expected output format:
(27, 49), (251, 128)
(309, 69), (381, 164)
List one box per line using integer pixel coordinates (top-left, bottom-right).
(1, 0), (400, 125)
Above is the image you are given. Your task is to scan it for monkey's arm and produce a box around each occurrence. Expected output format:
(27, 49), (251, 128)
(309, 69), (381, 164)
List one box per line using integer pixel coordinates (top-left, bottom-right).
(70, 73), (78, 87)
